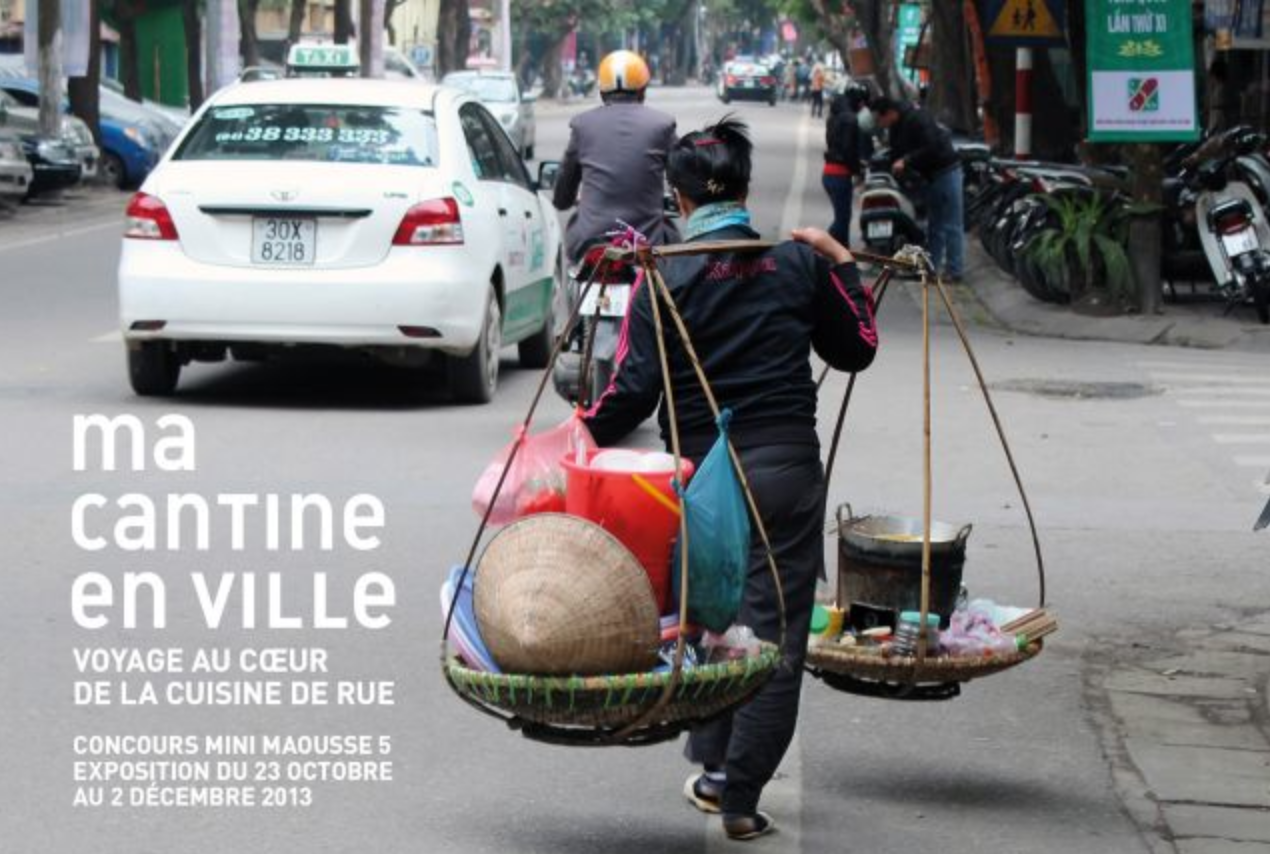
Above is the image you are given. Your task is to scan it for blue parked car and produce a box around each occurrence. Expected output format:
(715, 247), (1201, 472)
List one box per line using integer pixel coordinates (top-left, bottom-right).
(0, 77), (164, 188)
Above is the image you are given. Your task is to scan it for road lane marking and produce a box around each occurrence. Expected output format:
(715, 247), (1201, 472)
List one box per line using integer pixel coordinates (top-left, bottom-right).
(0, 219), (119, 256)
(1198, 415), (1270, 426)
(91, 330), (121, 344)
(1212, 434), (1270, 444)
(778, 113), (813, 237)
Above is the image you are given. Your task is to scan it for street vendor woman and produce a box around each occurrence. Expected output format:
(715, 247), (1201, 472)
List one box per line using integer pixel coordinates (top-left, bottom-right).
(583, 116), (880, 841)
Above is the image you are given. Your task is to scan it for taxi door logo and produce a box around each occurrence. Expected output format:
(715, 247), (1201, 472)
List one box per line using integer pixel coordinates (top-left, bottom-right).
(1128, 78), (1160, 113)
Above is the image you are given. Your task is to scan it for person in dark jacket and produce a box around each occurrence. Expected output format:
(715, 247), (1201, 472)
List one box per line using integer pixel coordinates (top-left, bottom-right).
(872, 96), (965, 280)
(552, 50), (679, 262)
(583, 117), (879, 842)
(822, 82), (872, 247)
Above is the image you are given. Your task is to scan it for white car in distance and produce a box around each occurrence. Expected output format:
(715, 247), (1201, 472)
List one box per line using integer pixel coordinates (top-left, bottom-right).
(117, 76), (563, 403)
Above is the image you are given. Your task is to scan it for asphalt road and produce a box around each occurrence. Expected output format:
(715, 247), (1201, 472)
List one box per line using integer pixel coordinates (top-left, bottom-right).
(1, 85), (1266, 854)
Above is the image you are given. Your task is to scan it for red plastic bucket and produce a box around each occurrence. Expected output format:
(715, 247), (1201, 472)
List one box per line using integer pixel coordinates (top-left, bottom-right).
(561, 451), (695, 612)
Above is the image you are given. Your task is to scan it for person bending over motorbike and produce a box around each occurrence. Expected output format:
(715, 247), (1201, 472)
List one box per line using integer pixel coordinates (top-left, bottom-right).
(552, 50), (680, 263)
(583, 116), (880, 841)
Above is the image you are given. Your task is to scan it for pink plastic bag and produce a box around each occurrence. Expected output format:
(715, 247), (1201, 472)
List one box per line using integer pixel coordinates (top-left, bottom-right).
(471, 415), (597, 526)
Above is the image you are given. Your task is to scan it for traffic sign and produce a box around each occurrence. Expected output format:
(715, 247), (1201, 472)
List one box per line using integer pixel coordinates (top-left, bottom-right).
(984, 0), (1066, 45)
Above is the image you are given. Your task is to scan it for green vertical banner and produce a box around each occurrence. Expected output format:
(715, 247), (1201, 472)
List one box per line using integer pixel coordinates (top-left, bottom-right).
(1086, 0), (1200, 141)
(896, 4), (924, 83)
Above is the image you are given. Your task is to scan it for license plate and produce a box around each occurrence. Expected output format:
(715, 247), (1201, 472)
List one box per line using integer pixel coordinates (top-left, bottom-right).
(579, 284), (631, 318)
(252, 217), (317, 266)
(744, 80), (755, 88)
(1222, 229), (1259, 257)
(867, 220), (894, 239)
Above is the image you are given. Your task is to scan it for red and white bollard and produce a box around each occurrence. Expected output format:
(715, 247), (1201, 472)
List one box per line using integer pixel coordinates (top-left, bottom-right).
(1014, 47), (1032, 159)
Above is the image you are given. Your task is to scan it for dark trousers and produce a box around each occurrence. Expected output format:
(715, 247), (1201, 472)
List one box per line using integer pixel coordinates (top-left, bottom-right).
(685, 444), (824, 815)
(810, 90), (824, 117)
(822, 173), (854, 248)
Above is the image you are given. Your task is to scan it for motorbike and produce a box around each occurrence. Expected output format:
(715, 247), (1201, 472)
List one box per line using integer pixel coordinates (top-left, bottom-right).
(1178, 126), (1270, 323)
(857, 149), (925, 257)
(550, 193), (682, 407)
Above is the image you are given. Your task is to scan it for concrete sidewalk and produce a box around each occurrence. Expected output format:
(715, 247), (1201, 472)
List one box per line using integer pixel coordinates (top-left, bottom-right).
(960, 242), (1270, 353)
(1089, 612), (1270, 854)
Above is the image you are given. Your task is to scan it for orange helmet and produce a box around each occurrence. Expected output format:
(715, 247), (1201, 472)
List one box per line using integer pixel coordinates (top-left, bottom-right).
(598, 50), (651, 95)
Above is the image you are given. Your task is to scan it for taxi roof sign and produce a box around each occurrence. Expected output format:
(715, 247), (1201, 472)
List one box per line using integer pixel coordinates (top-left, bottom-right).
(287, 43), (361, 75)
(984, 0), (1066, 45)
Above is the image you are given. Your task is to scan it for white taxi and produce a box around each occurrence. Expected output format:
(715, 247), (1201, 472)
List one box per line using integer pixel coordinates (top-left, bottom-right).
(117, 76), (563, 403)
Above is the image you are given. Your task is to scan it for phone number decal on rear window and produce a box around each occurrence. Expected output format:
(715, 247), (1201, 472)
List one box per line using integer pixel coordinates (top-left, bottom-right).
(213, 127), (393, 145)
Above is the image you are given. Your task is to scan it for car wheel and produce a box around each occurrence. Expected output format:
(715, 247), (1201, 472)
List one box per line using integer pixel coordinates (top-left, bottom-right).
(450, 289), (501, 404)
(101, 152), (127, 190)
(518, 260), (562, 369)
(127, 342), (181, 396)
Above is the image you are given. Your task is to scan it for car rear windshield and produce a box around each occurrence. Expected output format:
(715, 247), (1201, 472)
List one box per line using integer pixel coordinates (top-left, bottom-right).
(174, 103), (439, 167)
(445, 76), (518, 103)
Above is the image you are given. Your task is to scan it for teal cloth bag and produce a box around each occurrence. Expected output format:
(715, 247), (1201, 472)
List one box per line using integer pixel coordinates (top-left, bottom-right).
(672, 410), (752, 632)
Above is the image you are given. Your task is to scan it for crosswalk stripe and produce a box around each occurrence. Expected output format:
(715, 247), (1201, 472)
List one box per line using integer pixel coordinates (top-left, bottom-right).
(1233, 455), (1270, 468)
(1177, 399), (1270, 408)
(1149, 373), (1270, 386)
(1168, 387), (1270, 397)
(1198, 415), (1270, 426)
(1137, 361), (1262, 373)
(1212, 434), (1270, 444)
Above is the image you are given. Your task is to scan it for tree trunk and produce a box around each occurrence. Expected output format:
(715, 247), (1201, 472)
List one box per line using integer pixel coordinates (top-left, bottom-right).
(436, 0), (470, 75)
(37, 0), (63, 138)
(385, 0), (402, 45)
(239, 0), (261, 68)
(288, 0), (306, 48)
(1129, 144), (1163, 315)
(335, 0), (356, 45)
(539, 31), (568, 99)
(808, 0), (853, 85)
(182, 0), (204, 109)
(68, 0), (102, 144)
(930, 0), (976, 134)
(852, 0), (898, 98)
(117, 6), (142, 101)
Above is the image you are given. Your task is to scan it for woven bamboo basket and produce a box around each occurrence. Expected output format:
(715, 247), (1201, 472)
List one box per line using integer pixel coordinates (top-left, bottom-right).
(445, 640), (780, 739)
(806, 640), (1042, 685)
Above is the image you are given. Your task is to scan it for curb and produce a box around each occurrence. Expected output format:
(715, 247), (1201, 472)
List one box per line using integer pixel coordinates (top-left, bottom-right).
(1086, 613), (1270, 854)
(962, 242), (1270, 353)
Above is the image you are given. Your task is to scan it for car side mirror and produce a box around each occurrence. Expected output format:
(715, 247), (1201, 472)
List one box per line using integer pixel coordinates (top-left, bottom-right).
(537, 160), (561, 193)
(521, 92), (537, 104)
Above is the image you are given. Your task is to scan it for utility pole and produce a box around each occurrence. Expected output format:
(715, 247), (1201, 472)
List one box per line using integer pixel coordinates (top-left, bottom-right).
(37, 0), (62, 138)
(205, 0), (241, 94)
(358, 0), (384, 77)
(499, 0), (511, 72)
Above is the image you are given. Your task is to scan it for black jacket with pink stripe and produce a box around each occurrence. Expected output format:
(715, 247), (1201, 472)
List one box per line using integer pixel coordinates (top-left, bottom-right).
(584, 225), (879, 459)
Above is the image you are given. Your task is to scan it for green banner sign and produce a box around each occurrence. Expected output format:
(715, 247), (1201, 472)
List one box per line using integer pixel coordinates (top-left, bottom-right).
(1085, 0), (1199, 141)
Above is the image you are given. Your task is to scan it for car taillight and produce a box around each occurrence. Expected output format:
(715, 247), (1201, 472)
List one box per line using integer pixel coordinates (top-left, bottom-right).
(393, 198), (464, 246)
(862, 195), (899, 211)
(1216, 210), (1251, 234)
(725, 75), (738, 86)
(761, 76), (775, 86)
(124, 192), (178, 241)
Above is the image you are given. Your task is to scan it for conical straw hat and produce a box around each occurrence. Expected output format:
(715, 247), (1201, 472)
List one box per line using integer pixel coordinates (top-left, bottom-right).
(474, 514), (661, 676)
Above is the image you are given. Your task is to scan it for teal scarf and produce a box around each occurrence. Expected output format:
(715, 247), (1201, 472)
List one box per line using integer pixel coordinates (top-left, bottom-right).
(685, 201), (752, 241)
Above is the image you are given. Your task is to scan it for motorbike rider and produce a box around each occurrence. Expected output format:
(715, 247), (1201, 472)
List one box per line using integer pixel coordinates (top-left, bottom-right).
(552, 50), (680, 262)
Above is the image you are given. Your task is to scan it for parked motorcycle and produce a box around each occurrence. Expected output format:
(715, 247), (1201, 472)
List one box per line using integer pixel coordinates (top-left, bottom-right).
(1180, 126), (1270, 323)
(858, 149), (925, 257)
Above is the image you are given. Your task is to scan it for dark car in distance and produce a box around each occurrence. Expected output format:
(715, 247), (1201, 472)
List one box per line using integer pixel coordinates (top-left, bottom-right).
(716, 61), (778, 106)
